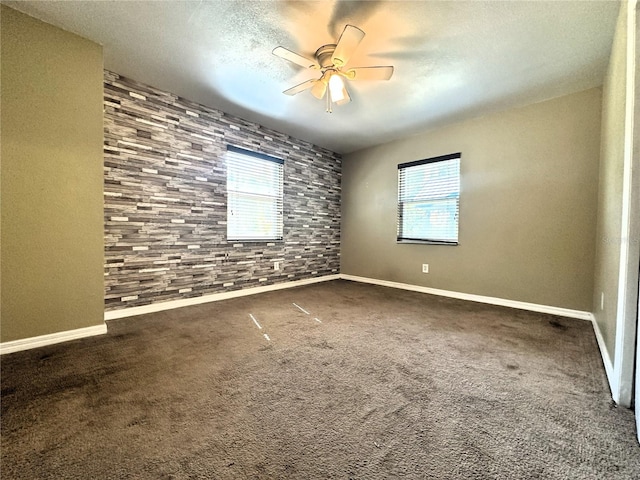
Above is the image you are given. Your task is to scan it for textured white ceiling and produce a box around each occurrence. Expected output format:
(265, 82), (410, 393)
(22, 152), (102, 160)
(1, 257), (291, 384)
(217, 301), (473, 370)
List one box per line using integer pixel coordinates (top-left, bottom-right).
(4, 0), (619, 153)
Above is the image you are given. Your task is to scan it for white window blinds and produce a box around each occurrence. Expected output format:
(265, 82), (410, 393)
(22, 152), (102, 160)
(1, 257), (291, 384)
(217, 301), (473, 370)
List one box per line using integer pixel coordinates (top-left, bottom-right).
(397, 153), (461, 244)
(226, 145), (284, 241)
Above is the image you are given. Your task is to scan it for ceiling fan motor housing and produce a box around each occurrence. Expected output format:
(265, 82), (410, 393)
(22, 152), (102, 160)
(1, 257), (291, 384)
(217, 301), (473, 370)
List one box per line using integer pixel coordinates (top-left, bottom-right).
(315, 44), (338, 68)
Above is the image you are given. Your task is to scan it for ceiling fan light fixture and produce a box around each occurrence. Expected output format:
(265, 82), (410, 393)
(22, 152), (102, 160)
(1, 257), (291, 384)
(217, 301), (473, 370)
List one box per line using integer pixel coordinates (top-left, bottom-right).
(328, 73), (346, 102)
(273, 24), (393, 113)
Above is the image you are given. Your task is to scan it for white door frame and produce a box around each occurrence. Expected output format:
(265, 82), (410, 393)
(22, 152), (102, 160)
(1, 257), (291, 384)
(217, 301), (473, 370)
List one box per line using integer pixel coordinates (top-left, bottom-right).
(630, 0), (640, 443)
(635, 268), (639, 443)
(614, 0), (639, 409)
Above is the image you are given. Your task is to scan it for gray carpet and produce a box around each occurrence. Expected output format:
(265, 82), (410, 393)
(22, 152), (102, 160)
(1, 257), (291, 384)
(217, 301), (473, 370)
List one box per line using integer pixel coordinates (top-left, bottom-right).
(2, 280), (639, 479)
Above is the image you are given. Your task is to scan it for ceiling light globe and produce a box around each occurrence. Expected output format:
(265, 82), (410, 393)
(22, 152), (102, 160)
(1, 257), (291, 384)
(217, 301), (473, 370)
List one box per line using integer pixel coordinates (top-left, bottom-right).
(328, 73), (346, 102)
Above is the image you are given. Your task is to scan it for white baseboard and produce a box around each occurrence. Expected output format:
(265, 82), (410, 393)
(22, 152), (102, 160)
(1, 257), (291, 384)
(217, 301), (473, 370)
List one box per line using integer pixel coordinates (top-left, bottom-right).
(589, 313), (615, 395)
(339, 274), (593, 321)
(105, 274), (341, 320)
(0, 324), (108, 355)
(107, 273), (594, 322)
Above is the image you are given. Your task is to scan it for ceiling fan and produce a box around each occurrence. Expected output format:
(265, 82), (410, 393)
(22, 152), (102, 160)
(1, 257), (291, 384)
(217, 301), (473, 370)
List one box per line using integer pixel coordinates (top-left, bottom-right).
(273, 25), (394, 113)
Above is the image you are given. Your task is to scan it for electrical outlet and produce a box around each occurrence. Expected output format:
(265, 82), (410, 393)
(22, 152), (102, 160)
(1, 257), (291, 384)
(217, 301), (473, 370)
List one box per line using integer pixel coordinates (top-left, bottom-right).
(422, 264), (429, 274)
(274, 261), (280, 271)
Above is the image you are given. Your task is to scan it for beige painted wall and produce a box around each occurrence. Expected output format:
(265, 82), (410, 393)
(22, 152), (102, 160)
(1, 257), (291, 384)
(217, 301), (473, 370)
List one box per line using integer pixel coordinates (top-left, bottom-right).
(592, 2), (629, 360)
(342, 88), (602, 311)
(1, 6), (104, 342)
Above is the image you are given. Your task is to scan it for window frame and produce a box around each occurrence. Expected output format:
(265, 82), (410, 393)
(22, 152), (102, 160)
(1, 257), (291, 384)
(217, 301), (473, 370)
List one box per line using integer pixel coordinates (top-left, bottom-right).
(226, 145), (284, 242)
(397, 152), (461, 246)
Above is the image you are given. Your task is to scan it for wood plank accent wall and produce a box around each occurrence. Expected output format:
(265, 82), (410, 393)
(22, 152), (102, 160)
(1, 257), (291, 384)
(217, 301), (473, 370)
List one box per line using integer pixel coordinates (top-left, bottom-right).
(103, 71), (341, 311)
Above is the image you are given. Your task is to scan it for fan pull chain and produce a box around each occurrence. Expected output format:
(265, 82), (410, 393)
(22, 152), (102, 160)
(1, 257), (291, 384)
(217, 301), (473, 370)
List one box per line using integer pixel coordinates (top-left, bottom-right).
(326, 86), (333, 113)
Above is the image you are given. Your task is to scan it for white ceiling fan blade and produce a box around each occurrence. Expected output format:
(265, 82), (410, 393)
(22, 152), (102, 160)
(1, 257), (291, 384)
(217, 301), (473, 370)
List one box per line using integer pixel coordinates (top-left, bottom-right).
(283, 79), (318, 96)
(311, 79), (327, 99)
(273, 46), (319, 69)
(346, 66), (394, 81)
(332, 25), (365, 67)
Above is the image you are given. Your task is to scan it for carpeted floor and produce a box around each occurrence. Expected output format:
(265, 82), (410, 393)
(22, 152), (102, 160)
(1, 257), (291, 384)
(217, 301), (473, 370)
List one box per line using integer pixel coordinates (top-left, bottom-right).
(1, 280), (639, 479)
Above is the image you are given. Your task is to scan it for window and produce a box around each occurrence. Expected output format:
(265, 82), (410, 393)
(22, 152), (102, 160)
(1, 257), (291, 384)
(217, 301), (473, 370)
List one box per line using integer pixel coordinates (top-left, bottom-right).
(226, 145), (284, 241)
(397, 153), (461, 245)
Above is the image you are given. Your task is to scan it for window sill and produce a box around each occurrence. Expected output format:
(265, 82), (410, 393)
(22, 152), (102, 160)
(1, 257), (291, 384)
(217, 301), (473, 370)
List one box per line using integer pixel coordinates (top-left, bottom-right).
(227, 239), (284, 245)
(397, 239), (458, 246)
